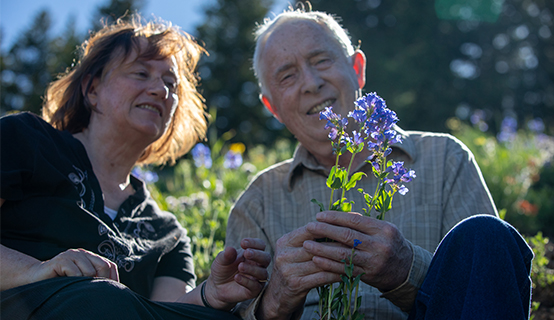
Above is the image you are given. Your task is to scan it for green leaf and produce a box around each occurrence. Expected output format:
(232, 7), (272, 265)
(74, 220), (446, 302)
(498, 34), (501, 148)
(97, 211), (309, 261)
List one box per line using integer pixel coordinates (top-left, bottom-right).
(340, 275), (349, 283)
(371, 164), (380, 176)
(331, 199), (342, 211)
(332, 287), (343, 299)
(326, 166), (340, 189)
(352, 274), (363, 287)
(344, 172), (366, 190)
(344, 264), (353, 278)
(331, 299), (341, 311)
(311, 199), (325, 212)
(383, 191), (392, 212)
(340, 201), (352, 212)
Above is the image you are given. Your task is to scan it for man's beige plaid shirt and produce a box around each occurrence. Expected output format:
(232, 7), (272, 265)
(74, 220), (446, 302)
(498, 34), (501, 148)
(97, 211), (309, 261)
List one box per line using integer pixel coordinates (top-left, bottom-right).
(226, 127), (498, 320)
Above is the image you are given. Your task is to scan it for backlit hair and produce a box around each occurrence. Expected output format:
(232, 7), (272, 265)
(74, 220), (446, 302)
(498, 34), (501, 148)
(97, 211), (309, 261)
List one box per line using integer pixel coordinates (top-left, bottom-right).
(252, 3), (355, 94)
(42, 14), (207, 165)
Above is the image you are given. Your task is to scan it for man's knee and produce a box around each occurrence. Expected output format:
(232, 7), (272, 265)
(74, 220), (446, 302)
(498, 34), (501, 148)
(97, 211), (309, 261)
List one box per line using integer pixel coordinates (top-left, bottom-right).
(443, 214), (533, 267)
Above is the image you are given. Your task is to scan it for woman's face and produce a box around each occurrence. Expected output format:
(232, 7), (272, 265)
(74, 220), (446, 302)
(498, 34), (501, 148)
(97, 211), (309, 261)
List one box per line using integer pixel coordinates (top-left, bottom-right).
(86, 40), (180, 144)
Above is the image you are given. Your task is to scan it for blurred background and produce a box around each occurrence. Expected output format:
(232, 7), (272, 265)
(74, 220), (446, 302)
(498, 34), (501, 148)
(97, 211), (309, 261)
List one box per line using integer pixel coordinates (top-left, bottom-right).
(1, 0), (553, 144)
(1, 0), (554, 316)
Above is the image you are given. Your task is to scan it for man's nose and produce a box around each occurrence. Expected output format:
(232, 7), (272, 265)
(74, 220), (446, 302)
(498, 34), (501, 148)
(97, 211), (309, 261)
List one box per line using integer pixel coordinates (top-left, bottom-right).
(301, 67), (325, 94)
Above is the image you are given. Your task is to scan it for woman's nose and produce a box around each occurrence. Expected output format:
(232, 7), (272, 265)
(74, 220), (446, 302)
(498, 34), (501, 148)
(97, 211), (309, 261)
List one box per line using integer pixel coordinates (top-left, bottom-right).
(148, 78), (170, 100)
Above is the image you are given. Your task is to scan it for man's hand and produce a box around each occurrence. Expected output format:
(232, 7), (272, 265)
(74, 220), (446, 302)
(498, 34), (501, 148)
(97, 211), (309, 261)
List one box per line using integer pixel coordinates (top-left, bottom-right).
(205, 238), (271, 310)
(303, 211), (413, 292)
(257, 226), (341, 320)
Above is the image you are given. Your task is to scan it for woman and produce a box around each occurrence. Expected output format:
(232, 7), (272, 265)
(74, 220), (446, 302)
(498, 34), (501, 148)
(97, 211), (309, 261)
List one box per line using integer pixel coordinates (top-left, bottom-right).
(0, 15), (270, 319)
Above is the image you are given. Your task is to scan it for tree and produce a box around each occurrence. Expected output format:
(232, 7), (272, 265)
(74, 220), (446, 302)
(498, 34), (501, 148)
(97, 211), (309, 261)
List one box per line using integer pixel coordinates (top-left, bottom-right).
(1, 10), (55, 115)
(1, 0), (143, 116)
(195, 0), (293, 147)
(91, 0), (145, 31)
(301, 0), (554, 135)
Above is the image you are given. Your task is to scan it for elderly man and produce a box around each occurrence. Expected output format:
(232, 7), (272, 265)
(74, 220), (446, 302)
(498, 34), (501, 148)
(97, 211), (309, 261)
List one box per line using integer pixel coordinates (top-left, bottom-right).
(226, 7), (533, 320)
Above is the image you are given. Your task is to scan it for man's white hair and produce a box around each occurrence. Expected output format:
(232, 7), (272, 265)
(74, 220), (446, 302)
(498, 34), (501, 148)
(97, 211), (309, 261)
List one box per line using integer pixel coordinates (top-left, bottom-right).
(252, 5), (355, 95)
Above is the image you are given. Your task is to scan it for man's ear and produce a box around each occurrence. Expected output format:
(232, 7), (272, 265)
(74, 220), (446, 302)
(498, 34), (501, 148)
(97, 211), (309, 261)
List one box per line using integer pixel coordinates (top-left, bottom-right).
(352, 50), (367, 90)
(261, 94), (282, 122)
(81, 74), (99, 107)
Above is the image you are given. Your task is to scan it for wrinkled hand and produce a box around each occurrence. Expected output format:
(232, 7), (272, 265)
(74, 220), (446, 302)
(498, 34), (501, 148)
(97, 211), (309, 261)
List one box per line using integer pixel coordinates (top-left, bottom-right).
(303, 211), (413, 292)
(205, 238), (271, 310)
(29, 248), (119, 283)
(257, 227), (341, 320)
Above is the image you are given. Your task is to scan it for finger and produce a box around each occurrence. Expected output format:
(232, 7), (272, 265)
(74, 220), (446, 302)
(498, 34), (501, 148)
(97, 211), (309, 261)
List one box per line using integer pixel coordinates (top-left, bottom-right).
(316, 211), (383, 235)
(53, 260), (84, 278)
(79, 250), (117, 279)
(240, 238), (266, 251)
(109, 264), (120, 282)
(234, 273), (264, 293)
(218, 247), (239, 266)
(303, 240), (353, 264)
(238, 261), (268, 281)
(311, 255), (366, 276)
(243, 249), (271, 267)
(306, 221), (368, 248)
(275, 245), (315, 266)
(276, 267), (341, 290)
(277, 225), (319, 248)
(57, 249), (97, 277)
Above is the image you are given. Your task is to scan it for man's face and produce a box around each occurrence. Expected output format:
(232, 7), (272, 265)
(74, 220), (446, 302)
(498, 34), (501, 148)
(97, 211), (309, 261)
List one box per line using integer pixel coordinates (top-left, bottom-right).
(259, 19), (365, 164)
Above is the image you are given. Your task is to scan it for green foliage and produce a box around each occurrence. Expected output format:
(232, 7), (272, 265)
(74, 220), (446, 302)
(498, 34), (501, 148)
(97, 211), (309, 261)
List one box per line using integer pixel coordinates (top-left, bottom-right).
(527, 232), (554, 289)
(149, 138), (295, 283)
(447, 118), (554, 236)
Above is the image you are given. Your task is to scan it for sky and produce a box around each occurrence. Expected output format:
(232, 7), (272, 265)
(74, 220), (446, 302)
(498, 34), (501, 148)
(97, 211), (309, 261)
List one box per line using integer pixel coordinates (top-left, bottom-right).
(0, 0), (289, 52)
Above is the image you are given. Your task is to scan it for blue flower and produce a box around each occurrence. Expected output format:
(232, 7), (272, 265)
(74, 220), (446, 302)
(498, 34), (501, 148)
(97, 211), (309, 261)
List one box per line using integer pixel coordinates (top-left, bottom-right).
(319, 106), (339, 122)
(191, 143), (212, 168)
(353, 239), (362, 248)
(398, 185), (409, 195)
(527, 118), (545, 133)
(351, 130), (364, 146)
(328, 127), (339, 141)
(348, 109), (367, 124)
(223, 150), (243, 169)
(131, 166), (159, 184)
(384, 161), (416, 195)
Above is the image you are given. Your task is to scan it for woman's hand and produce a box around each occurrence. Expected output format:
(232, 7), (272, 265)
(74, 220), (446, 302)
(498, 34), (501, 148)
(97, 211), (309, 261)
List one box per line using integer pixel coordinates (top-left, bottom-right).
(0, 245), (119, 291)
(203, 238), (271, 310)
(30, 248), (120, 283)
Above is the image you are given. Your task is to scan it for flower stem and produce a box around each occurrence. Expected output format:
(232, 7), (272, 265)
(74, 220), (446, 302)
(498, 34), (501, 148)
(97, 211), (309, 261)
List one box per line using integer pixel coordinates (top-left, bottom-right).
(340, 152), (358, 206)
(328, 151), (341, 210)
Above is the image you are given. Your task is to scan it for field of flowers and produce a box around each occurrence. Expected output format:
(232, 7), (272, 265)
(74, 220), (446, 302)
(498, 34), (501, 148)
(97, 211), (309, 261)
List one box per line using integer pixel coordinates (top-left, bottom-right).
(139, 120), (554, 317)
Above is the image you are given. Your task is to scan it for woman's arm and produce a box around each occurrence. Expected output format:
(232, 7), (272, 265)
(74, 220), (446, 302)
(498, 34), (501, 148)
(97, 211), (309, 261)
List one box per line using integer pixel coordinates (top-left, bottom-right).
(0, 245), (119, 291)
(150, 238), (271, 310)
(0, 199), (119, 291)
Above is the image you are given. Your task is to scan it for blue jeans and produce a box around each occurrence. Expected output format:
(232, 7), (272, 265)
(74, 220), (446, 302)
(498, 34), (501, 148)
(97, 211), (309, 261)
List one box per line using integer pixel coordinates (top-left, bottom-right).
(408, 215), (534, 320)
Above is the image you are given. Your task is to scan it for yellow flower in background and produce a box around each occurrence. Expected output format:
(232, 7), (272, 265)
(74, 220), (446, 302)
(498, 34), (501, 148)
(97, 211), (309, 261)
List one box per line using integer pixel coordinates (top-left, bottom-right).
(229, 142), (246, 154)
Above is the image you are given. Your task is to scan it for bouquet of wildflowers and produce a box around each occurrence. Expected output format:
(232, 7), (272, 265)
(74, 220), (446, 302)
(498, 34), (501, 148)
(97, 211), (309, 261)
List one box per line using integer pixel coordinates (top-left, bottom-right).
(312, 93), (415, 320)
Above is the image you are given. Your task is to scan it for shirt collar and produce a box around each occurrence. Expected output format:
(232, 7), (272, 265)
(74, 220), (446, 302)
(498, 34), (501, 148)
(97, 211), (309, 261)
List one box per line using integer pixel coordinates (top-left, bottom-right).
(285, 125), (417, 191)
